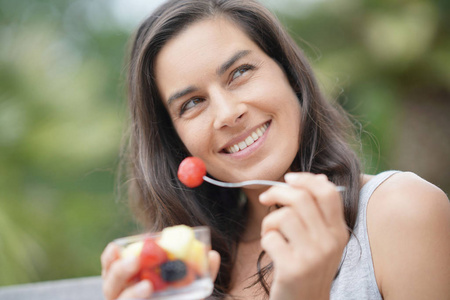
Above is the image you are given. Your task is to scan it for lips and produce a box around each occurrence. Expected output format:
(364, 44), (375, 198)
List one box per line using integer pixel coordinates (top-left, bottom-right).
(223, 122), (270, 154)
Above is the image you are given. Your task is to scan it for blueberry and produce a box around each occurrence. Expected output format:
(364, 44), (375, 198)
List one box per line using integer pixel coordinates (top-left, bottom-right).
(160, 260), (187, 282)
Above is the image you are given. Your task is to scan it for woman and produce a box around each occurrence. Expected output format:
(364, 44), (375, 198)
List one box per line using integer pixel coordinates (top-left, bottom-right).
(101, 0), (450, 299)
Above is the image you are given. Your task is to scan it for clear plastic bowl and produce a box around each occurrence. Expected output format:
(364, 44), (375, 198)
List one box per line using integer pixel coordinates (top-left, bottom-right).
(114, 226), (214, 300)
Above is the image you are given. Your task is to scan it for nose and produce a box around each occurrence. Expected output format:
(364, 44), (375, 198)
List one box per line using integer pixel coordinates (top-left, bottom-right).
(211, 89), (247, 129)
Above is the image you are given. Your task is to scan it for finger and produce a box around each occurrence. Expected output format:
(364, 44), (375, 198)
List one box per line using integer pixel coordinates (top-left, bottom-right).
(259, 186), (326, 232)
(103, 256), (140, 300)
(260, 230), (291, 267)
(208, 250), (221, 281)
(285, 172), (344, 226)
(261, 206), (308, 249)
(118, 280), (152, 300)
(101, 243), (121, 278)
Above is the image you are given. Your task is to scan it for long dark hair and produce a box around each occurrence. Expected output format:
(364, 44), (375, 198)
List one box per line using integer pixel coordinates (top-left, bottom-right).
(123, 0), (361, 298)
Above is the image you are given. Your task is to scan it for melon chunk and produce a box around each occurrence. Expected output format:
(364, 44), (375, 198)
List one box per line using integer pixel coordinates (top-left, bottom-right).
(157, 225), (195, 260)
(121, 241), (143, 259)
(187, 239), (208, 275)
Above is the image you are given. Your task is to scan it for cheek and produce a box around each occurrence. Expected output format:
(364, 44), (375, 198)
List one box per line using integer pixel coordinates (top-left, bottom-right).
(260, 86), (301, 118)
(289, 97), (302, 124)
(288, 101), (302, 140)
(174, 122), (207, 156)
(277, 82), (301, 117)
(251, 71), (298, 109)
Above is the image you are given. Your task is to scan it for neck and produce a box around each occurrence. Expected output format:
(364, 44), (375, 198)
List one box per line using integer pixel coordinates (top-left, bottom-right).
(241, 187), (272, 242)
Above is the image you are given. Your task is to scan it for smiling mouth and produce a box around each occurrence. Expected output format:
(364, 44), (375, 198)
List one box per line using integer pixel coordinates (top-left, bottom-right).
(224, 121), (270, 154)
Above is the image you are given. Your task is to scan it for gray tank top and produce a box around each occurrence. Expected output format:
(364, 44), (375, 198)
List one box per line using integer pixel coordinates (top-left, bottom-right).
(330, 171), (400, 300)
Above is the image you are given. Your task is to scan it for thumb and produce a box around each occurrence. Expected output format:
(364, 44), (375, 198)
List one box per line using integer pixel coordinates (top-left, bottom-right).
(208, 250), (221, 281)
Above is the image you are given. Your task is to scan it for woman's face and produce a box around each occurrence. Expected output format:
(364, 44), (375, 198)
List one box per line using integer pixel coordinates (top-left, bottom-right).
(155, 18), (301, 183)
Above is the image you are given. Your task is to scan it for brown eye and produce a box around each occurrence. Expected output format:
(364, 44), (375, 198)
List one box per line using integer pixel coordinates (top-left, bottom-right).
(231, 64), (254, 81)
(180, 97), (204, 115)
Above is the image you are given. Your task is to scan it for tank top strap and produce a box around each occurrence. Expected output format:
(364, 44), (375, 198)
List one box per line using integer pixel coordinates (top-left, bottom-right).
(331, 170), (401, 300)
(359, 170), (401, 212)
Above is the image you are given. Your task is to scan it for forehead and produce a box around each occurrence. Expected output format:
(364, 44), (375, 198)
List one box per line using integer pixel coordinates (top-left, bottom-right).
(157, 17), (257, 65)
(154, 17), (262, 99)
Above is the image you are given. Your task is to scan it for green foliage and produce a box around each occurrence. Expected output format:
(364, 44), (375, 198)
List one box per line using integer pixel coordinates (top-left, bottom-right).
(0, 0), (448, 286)
(0, 0), (137, 285)
(278, 0), (450, 185)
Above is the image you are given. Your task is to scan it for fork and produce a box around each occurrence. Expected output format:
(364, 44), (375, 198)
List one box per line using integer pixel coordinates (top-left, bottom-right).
(203, 176), (346, 192)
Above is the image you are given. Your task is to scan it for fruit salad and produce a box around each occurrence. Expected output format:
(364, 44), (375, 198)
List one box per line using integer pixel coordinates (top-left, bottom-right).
(114, 225), (213, 300)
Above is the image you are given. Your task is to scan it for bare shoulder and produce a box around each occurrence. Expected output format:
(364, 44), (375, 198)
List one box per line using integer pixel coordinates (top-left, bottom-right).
(367, 172), (450, 299)
(368, 171), (449, 221)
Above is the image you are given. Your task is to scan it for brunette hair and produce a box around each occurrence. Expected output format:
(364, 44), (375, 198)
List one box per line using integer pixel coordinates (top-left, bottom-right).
(124, 0), (361, 298)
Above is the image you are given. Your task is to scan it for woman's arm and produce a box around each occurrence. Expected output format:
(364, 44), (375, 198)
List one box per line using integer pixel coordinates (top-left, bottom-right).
(368, 172), (450, 299)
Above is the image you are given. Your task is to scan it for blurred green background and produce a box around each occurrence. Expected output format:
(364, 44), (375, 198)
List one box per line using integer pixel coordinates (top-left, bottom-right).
(0, 0), (448, 286)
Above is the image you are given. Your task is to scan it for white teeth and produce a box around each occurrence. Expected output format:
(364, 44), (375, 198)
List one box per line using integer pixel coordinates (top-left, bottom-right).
(256, 128), (263, 137)
(225, 122), (269, 154)
(238, 141), (247, 150)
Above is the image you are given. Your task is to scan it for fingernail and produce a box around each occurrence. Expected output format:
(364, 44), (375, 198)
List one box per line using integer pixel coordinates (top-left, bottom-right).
(284, 173), (298, 182)
(259, 192), (268, 202)
(135, 280), (151, 297)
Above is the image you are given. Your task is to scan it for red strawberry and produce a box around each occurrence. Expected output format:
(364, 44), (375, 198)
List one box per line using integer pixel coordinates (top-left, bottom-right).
(177, 157), (206, 188)
(140, 238), (168, 269)
(140, 269), (168, 292)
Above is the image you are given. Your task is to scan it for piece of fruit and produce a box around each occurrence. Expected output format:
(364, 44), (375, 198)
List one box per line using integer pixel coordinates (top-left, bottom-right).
(187, 239), (208, 276)
(157, 225), (195, 260)
(178, 157), (206, 188)
(140, 238), (169, 269)
(140, 269), (168, 291)
(160, 260), (187, 282)
(121, 241), (143, 259)
(171, 263), (196, 288)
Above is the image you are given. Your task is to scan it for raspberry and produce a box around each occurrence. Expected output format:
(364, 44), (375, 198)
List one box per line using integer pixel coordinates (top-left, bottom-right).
(140, 238), (168, 269)
(177, 157), (206, 188)
(160, 260), (187, 282)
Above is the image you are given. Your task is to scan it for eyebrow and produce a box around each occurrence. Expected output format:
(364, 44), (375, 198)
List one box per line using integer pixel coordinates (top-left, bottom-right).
(166, 49), (251, 106)
(167, 85), (198, 106)
(216, 49), (251, 76)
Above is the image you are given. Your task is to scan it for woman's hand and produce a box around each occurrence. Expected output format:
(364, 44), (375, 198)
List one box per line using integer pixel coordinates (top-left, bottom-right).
(100, 242), (221, 300)
(101, 242), (152, 300)
(259, 173), (349, 300)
